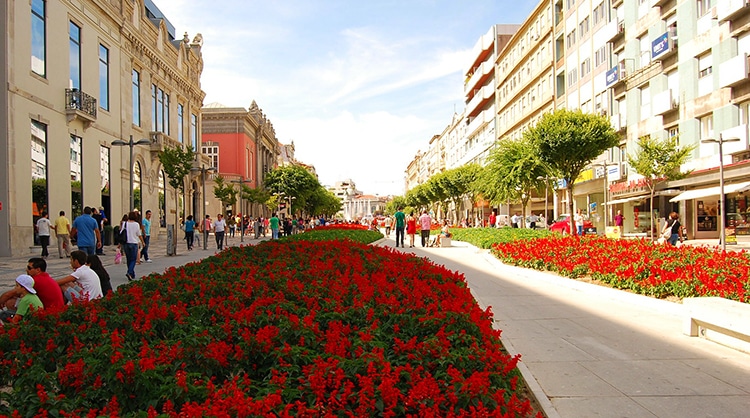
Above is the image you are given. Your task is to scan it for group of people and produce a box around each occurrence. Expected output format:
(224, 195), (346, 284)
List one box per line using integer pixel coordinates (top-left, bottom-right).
(0, 252), (112, 327)
(390, 208), (452, 248)
(34, 206), (108, 260)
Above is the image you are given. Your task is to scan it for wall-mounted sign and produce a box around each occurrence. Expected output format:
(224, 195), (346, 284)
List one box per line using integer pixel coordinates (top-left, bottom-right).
(605, 66), (619, 87)
(652, 32), (670, 60)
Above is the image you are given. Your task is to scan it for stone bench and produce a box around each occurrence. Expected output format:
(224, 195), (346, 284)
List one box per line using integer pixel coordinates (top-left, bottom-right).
(683, 297), (750, 353)
(439, 237), (451, 247)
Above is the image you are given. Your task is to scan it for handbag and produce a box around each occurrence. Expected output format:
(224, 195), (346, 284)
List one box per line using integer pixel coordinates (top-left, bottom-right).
(114, 249), (122, 264)
(118, 222), (128, 244)
(661, 228), (672, 239)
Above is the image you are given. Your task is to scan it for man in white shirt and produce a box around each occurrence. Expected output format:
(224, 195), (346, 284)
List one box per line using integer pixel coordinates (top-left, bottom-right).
(35, 211), (55, 259)
(212, 214), (227, 250)
(56, 250), (103, 303)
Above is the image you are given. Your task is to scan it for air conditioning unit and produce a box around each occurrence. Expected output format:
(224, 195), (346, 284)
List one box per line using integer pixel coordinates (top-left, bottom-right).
(618, 60), (628, 79)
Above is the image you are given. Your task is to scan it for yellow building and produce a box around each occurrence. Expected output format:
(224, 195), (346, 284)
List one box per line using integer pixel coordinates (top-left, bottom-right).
(1, 0), (206, 256)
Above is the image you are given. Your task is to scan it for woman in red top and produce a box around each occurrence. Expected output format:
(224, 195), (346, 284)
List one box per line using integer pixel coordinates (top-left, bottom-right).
(406, 212), (417, 248)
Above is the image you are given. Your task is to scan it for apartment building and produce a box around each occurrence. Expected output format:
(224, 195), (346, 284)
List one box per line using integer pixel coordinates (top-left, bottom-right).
(1, 0), (206, 256)
(599, 0), (750, 239)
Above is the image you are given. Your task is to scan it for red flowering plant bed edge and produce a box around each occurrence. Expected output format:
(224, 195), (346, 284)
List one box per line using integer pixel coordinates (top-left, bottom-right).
(0, 236), (539, 417)
(491, 235), (750, 303)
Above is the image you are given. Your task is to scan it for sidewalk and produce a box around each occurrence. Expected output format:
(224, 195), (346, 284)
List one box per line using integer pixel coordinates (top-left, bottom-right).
(0, 232), (270, 293)
(376, 236), (750, 418)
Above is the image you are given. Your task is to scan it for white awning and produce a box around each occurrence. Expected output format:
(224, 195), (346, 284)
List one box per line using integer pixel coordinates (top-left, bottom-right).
(669, 181), (750, 202)
(607, 196), (647, 205)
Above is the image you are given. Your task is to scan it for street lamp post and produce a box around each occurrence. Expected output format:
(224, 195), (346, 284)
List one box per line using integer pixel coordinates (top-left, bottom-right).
(701, 134), (740, 251)
(230, 178), (251, 243)
(190, 165), (216, 249)
(111, 135), (151, 211)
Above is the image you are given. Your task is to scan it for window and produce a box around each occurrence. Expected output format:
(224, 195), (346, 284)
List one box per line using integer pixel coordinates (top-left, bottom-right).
(164, 93), (170, 135)
(98, 44), (109, 110)
(70, 135), (83, 218)
(151, 85), (170, 133)
(581, 58), (591, 77)
(579, 17), (590, 38)
(202, 145), (219, 169)
(132, 70), (140, 126)
(31, 120), (48, 221)
(700, 114), (713, 140)
(593, 2), (606, 26)
(697, 0), (713, 17)
(595, 46), (607, 67)
(640, 86), (651, 121)
(177, 104), (184, 143)
(69, 22), (81, 89)
(566, 30), (576, 48)
(567, 68), (578, 86)
(698, 54), (713, 78)
(31, 0), (46, 77)
(100, 145), (110, 195)
(190, 113), (198, 151)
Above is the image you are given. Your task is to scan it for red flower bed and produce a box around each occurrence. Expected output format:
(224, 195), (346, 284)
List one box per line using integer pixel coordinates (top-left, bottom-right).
(0, 239), (537, 416)
(492, 235), (750, 302)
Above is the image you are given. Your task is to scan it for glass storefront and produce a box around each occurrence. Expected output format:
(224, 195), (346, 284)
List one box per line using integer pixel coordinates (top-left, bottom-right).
(727, 194), (749, 235)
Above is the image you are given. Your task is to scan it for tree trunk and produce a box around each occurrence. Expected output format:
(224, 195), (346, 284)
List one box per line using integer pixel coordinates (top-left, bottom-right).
(568, 187), (576, 236)
(173, 191), (179, 256)
(649, 188), (656, 242)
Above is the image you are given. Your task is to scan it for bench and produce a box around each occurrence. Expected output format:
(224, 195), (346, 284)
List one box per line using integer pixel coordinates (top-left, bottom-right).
(439, 237), (451, 247)
(683, 297), (750, 353)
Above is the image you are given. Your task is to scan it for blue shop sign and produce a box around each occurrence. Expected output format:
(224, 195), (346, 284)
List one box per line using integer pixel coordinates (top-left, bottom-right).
(605, 66), (619, 87)
(652, 32), (670, 60)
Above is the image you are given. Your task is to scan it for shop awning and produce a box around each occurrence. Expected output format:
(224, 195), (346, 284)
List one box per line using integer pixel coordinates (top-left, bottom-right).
(607, 196), (647, 205)
(669, 181), (750, 202)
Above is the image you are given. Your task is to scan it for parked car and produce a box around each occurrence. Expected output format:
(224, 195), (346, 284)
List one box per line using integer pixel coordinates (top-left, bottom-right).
(550, 214), (594, 235)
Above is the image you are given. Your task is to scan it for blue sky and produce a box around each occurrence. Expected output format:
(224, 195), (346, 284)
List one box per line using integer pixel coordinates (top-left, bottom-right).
(156, 0), (538, 196)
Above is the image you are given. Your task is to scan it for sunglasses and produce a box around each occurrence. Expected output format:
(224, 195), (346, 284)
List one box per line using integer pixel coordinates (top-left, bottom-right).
(26, 265), (34, 271)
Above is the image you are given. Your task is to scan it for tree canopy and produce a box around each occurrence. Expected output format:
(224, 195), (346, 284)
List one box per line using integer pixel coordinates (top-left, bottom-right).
(525, 109), (619, 234)
(628, 135), (695, 240)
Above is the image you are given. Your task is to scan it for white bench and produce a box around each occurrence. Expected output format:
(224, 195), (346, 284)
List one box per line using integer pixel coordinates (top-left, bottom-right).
(683, 297), (750, 353)
(439, 237), (451, 247)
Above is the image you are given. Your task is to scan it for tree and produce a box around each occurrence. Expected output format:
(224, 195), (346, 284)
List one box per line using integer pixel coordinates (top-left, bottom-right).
(159, 145), (195, 255)
(526, 109), (619, 235)
(476, 138), (549, 227)
(212, 175), (237, 217)
(264, 165), (321, 216)
(628, 135), (695, 241)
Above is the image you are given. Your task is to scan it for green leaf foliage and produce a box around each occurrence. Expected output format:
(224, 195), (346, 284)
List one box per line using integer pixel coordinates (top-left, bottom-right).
(158, 145), (195, 192)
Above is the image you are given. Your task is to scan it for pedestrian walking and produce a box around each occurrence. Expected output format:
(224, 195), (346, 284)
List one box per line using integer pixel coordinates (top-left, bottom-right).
(212, 214), (227, 250)
(406, 211), (417, 248)
(121, 212), (145, 281)
(202, 215), (212, 249)
(35, 211), (54, 259)
(269, 213), (280, 239)
(384, 215), (392, 237)
(141, 210), (152, 263)
(71, 207), (102, 256)
(184, 215), (197, 250)
(419, 210), (432, 248)
(54, 211), (72, 259)
(393, 208), (406, 248)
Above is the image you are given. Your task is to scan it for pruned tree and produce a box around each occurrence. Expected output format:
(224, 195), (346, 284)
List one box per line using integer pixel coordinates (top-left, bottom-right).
(476, 138), (549, 227)
(159, 145), (195, 255)
(628, 135), (695, 241)
(213, 175), (237, 218)
(526, 109), (619, 235)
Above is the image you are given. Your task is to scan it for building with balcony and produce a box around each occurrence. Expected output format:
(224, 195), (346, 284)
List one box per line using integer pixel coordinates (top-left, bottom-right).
(600, 0), (750, 240)
(463, 24), (519, 166)
(1, 0), (206, 256)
